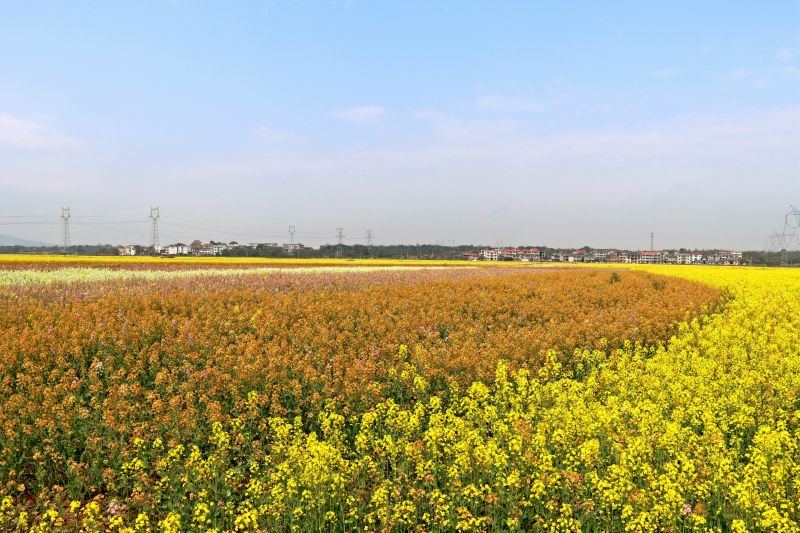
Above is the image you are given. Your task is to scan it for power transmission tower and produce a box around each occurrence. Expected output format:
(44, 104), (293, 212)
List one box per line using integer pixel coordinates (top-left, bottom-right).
(769, 232), (794, 266)
(366, 229), (373, 259)
(768, 205), (800, 266)
(289, 225), (296, 257)
(650, 232), (654, 251)
(61, 207), (71, 254)
(149, 207), (160, 253)
(336, 228), (344, 259)
(786, 205), (800, 231)
(781, 205), (800, 265)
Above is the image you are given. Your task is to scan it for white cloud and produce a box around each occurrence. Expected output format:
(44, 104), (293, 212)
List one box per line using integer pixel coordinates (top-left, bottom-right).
(474, 94), (542, 112)
(0, 112), (82, 150)
(329, 105), (385, 124)
(254, 126), (304, 144)
(777, 48), (795, 62)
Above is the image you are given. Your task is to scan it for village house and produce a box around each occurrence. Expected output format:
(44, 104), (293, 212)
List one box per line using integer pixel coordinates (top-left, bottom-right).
(480, 248), (502, 261)
(117, 245), (137, 256)
(452, 247), (749, 265)
(570, 249), (593, 263)
(710, 250), (742, 265)
(519, 248), (542, 262)
(164, 243), (190, 255)
(637, 251), (664, 264)
(283, 243), (305, 254)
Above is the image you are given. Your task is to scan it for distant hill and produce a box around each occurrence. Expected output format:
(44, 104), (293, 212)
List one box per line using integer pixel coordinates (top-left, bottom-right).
(0, 234), (54, 247)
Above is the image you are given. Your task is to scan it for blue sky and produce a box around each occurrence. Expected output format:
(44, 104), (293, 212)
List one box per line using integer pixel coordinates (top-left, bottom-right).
(1, 1), (798, 248)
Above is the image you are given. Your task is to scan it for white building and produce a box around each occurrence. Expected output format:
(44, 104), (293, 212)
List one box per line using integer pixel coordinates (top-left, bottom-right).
(711, 250), (742, 265)
(118, 245), (138, 256)
(520, 248), (542, 262)
(501, 247), (523, 260)
(283, 243), (305, 254)
(570, 250), (592, 263)
(637, 251), (663, 264)
(676, 251), (705, 264)
(480, 248), (502, 261)
(165, 243), (190, 255)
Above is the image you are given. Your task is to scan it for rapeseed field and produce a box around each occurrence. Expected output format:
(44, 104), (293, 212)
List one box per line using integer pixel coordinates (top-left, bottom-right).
(0, 262), (797, 531)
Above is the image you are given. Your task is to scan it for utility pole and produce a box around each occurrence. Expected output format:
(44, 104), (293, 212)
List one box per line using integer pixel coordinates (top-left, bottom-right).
(61, 207), (71, 254)
(336, 228), (344, 259)
(149, 207), (160, 253)
(366, 229), (373, 259)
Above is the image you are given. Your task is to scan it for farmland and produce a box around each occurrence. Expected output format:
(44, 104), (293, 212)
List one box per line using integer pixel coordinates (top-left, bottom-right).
(0, 259), (798, 531)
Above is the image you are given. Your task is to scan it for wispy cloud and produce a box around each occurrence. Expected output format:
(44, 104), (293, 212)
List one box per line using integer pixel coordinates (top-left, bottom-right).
(254, 126), (305, 144)
(413, 110), (525, 140)
(474, 94), (542, 112)
(653, 67), (678, 78)
(777, 48), (795, 62)
(718, 65), (798, 88)
(721, 68), (756, 81)
(0, 112), (83, 150)
(329, 105), (385, 124)
(175, 105), (798, 249)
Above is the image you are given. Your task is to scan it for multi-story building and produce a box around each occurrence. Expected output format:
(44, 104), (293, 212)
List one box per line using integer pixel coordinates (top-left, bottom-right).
(519, 248), (542, 262)
(570, 249), (594, 263)
(711, 250), (742, 265)
(165, 243), (190, 255)
(501, 247), (523, 260)
(118, 245), (138, 256)
(480, 248), (502, 261)
(283, 243), (305, 254)
(676, 251), (705, 264)
(637, 251), (663, 264)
